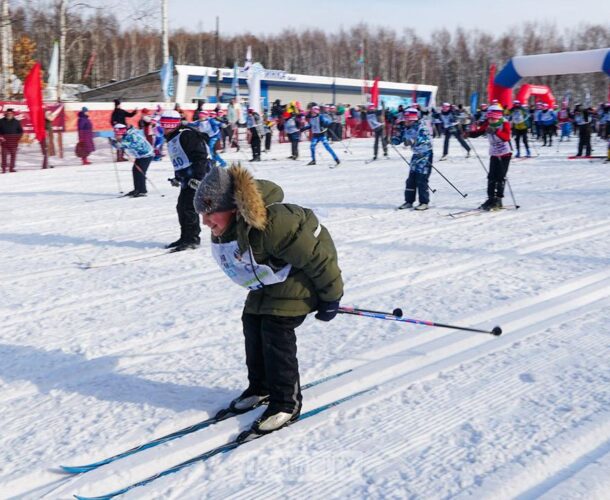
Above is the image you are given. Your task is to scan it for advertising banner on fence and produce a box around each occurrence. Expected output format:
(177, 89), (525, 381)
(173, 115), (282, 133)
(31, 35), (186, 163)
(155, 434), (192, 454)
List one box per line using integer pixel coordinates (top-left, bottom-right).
(0, 101), (65, 133)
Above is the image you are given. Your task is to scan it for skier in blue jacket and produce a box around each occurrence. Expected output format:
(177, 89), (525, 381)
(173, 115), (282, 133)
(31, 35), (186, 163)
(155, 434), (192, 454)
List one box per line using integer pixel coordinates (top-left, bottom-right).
(111, 124), (154, 197)
(398, 108), (433, 211)
(195, 111), (227, 167)
(300, 105), (340, 166)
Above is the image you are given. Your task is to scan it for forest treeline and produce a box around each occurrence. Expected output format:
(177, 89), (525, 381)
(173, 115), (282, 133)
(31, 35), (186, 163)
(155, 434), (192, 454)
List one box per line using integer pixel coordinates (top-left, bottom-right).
(7, 3), (610, 104)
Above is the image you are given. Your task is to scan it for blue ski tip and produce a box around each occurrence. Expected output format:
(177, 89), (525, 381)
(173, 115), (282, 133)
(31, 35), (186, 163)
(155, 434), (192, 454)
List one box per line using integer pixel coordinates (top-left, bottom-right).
(61, 463), (103, 474)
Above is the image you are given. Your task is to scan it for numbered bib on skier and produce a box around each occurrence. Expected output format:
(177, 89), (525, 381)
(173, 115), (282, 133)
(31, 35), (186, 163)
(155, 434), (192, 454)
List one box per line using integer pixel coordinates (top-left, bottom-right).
(211, 241), (292, 290)
(167, 133), (192, 172)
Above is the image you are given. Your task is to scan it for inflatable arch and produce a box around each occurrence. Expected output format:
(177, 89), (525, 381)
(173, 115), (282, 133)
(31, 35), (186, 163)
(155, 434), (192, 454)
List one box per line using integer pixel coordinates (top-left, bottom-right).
(491, 48), (610, 107)
(515, 84), (556, 107)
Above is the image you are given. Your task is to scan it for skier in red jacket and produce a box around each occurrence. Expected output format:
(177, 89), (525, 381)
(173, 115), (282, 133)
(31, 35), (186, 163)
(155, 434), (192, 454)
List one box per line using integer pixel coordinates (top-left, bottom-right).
(470, 104), (512, 210)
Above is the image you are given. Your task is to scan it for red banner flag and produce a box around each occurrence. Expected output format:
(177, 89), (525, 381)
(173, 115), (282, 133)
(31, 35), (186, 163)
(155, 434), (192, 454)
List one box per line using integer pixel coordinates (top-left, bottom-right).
(24, 62), (46, 142)
(487, 64), (496, 103)
(371, 77), (380, 107)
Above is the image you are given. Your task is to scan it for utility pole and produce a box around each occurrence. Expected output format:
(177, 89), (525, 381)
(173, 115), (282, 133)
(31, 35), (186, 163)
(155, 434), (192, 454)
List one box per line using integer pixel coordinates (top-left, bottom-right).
(58, 0), (66, 102)
(1, 0), (13, 99)
(215, 16), (220, 101)
(161, 0), (169, 66)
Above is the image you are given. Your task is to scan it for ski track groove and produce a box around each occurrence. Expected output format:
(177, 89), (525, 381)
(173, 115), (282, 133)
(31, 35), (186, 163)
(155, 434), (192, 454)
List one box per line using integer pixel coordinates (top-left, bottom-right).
(206, 285), (610, 500)
(50, 268), (610, 499)
(4, 211), (607, 334)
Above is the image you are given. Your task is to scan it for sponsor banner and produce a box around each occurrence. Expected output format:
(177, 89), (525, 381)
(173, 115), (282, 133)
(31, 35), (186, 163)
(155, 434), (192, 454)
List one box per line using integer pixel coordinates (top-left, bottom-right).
(0, 101), (65, 132)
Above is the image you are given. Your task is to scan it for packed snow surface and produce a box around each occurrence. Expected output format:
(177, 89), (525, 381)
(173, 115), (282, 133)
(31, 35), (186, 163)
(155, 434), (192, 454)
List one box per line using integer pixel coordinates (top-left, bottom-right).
(1, 135), (609, 499)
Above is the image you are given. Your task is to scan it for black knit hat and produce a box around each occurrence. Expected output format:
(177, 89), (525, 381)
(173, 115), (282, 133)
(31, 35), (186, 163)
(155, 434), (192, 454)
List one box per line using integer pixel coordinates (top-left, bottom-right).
(194, 167), (236, 214)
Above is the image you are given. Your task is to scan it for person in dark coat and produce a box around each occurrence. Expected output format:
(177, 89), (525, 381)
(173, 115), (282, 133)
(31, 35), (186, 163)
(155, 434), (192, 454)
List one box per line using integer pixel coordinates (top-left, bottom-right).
(76, 107), (95, 165)
(110, 99), (137, 161)
(194, 164), (343, 435)
(0, 108), (23, 173)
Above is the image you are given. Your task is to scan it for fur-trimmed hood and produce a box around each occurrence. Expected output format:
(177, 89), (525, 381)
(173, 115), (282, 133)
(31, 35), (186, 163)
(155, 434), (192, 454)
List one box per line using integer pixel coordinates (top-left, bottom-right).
(229, 164), (284, 230)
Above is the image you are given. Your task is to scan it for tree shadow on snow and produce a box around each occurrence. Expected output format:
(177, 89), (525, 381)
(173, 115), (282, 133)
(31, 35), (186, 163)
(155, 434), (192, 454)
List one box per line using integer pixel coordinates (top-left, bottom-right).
(0, 232), (164, 249)
(0, 343), (232, 412)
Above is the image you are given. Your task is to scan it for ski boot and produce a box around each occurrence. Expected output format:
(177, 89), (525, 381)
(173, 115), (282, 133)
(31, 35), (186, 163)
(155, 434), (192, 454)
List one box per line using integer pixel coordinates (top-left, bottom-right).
(307, 160), (316, 166)
(165, 238), (184, 249)
(491, 198), (503, 210)
(227, 387), (270, 415)
(334, 159), (341, 167)
(397, 202), (413, 210)
(479, 199), (494, 211)
(414, 203), (429, 211)
(251, 404), (301, 434)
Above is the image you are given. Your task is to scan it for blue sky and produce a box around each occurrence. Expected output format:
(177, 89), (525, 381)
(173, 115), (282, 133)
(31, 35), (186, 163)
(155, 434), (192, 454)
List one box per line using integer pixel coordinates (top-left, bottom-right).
(165, 0), (610, 36)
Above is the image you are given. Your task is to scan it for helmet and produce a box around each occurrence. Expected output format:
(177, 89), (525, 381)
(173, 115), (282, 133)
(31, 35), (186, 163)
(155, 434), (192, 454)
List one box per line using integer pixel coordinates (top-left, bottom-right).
(113, 123), (127, 137)
(367, 103), (376, 111)
(487, 103), (504, 120)
(480, 103), (488, 110)
(513, 100), (521, 106)
(159, 109), (182, 129)
(404, 108), (419, 121)
(441, 102), (450, 111)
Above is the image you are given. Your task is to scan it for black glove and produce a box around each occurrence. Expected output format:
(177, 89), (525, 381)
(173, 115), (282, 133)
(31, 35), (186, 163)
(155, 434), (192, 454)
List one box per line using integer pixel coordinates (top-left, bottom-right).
(168, 177), (180, 187)
(188, 178), (201, 190)
(315, 300), (340, 322)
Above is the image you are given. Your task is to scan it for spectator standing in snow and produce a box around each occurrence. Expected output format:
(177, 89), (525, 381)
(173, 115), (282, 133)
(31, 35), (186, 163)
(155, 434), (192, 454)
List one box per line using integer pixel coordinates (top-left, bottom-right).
(111, 100), (137, 161)
(76, 107), (95, 165)
(397, 108), (433, 211)
(193, 164), (343, 435)
(0, 108), (23, 173)
(469, 104), (512, 211)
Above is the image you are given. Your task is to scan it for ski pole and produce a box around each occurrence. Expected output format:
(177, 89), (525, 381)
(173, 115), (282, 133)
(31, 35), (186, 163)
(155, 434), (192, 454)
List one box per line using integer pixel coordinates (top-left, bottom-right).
(108, 138), (123, 194)
(340, 305), (403, 318)
(338, 307), (502, 336)
(389, 141), (440, 195)
(327, 127), (352, 154)
(132, 162), (165, 198)
(466, 137), (520, 209)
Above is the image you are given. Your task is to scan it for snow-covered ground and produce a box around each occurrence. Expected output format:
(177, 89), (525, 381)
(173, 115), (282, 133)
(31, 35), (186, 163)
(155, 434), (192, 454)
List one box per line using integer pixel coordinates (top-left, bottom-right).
(1, 134), (609, 499)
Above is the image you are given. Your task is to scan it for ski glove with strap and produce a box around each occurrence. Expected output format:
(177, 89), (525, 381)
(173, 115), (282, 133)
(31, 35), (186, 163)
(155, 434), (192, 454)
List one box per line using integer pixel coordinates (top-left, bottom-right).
(315, 300), (340, 322)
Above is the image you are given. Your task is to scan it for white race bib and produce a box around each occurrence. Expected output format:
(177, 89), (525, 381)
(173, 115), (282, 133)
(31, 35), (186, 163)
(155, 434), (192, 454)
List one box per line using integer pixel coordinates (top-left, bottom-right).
(167, 132), (192, 172)
(211, 241), (292, 290)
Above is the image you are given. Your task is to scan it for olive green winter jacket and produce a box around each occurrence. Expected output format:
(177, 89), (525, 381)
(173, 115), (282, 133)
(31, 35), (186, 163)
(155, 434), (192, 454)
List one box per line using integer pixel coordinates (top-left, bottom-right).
(212, 165), (343, 316)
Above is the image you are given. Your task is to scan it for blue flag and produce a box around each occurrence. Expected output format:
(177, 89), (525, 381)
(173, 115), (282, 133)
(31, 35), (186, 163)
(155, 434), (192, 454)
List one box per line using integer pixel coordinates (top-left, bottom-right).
(160, 56), (174, 100)
(196, 71), (209, 98)
(470, 92), (479, 114)
(231, 62), (239, 96)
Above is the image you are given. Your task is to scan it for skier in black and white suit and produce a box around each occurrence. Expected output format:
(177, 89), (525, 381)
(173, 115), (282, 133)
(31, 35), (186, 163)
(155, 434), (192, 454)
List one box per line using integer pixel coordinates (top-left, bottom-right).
(161, 109), (210, 252)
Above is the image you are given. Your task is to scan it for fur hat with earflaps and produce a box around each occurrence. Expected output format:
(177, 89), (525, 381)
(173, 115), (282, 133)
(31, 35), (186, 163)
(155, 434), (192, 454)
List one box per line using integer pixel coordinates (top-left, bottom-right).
(194, 163), (268, 230)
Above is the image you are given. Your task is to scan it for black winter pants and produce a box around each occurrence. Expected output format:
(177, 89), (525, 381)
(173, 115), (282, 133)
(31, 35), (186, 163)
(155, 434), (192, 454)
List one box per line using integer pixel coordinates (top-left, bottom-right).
(250, 129), (261, 159)
(488, 154), (511, 200)
(132, 156), (152, 193)
(176, 186), (200, 243)
(513, 129), (529, 155)
(577, 127), (591, 156)
(373, 127), (388, 157)
(443, 128), (470, 156)
(242, 312), (306, 413)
